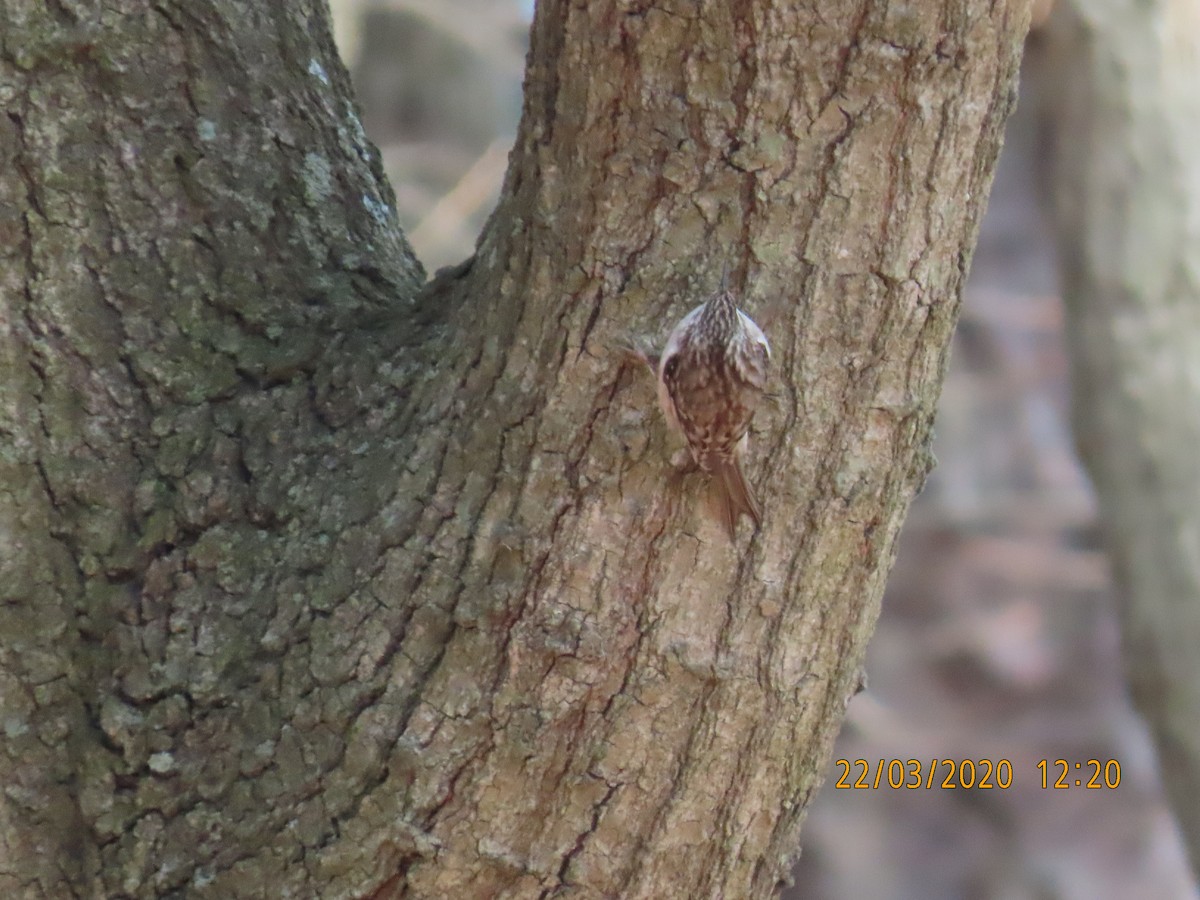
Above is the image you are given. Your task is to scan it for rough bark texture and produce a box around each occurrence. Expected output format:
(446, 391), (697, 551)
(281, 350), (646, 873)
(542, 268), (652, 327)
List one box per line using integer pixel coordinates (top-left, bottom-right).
(1049, 0), (1200, 875)
(0, 1), (1026, 897)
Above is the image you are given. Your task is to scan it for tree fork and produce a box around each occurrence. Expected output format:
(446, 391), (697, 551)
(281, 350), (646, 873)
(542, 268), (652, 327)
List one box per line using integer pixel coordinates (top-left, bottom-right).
(0, 1), (1027, 897)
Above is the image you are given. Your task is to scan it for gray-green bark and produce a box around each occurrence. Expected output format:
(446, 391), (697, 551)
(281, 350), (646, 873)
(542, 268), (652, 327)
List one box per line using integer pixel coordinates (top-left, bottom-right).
(0, 1), (1026, 897)
(1050, 0), (1200, 876)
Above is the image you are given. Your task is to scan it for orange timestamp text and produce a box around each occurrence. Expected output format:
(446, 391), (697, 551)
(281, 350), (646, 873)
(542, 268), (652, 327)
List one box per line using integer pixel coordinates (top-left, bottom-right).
(833, 758), (1013, 790)
(1037, 758), (1121, 789)
(832, 758), (1123, 789)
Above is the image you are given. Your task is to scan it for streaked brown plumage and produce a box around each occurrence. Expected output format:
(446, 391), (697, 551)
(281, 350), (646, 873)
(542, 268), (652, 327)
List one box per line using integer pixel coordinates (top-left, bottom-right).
(656, 285), (770, 538)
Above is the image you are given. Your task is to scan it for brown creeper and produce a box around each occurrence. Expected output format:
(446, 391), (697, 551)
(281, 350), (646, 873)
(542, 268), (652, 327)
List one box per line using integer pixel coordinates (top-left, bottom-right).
(656, 284), (771, 538)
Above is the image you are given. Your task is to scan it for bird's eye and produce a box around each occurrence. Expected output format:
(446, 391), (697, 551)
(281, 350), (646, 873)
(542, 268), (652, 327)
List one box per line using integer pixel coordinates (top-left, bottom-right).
(663, 356), (679, 378)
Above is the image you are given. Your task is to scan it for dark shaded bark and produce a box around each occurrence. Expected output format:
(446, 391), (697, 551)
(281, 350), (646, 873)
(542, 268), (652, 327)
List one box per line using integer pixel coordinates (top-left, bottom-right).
(0, 1), (1026, 896)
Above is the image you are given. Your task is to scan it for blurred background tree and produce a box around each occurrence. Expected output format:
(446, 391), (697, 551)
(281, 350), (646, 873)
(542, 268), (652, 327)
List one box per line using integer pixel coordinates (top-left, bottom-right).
(1048, 0), (1200, 885)
(330, 0), (1200, 896)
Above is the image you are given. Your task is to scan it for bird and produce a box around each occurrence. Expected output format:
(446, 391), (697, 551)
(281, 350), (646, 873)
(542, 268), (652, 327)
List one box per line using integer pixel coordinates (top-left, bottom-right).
(654, 280), (771, 538)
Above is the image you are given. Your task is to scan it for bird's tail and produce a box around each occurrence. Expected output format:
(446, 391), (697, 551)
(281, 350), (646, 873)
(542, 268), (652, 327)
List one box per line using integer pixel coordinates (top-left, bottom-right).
(712, 457), (762, 540)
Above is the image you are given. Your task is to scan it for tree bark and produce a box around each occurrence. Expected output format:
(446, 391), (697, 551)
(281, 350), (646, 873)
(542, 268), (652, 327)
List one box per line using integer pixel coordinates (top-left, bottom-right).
(0, 1), (1026, 897)
(1049, 0), (1200, 875)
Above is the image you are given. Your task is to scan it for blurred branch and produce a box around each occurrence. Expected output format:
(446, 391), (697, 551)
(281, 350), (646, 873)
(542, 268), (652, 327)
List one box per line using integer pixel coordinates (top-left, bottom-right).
(409, 138), (511, 265)
(374, 0), (526, 77)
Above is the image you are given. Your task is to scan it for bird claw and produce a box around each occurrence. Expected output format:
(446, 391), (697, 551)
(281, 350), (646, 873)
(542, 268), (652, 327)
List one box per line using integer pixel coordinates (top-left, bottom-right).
(616, 335), (660, 372)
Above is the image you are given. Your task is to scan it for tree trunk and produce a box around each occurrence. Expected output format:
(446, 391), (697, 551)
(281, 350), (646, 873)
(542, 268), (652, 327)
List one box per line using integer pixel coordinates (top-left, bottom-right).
(1049, 0), (1200, 875)
(0, 1), (1026, 897)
